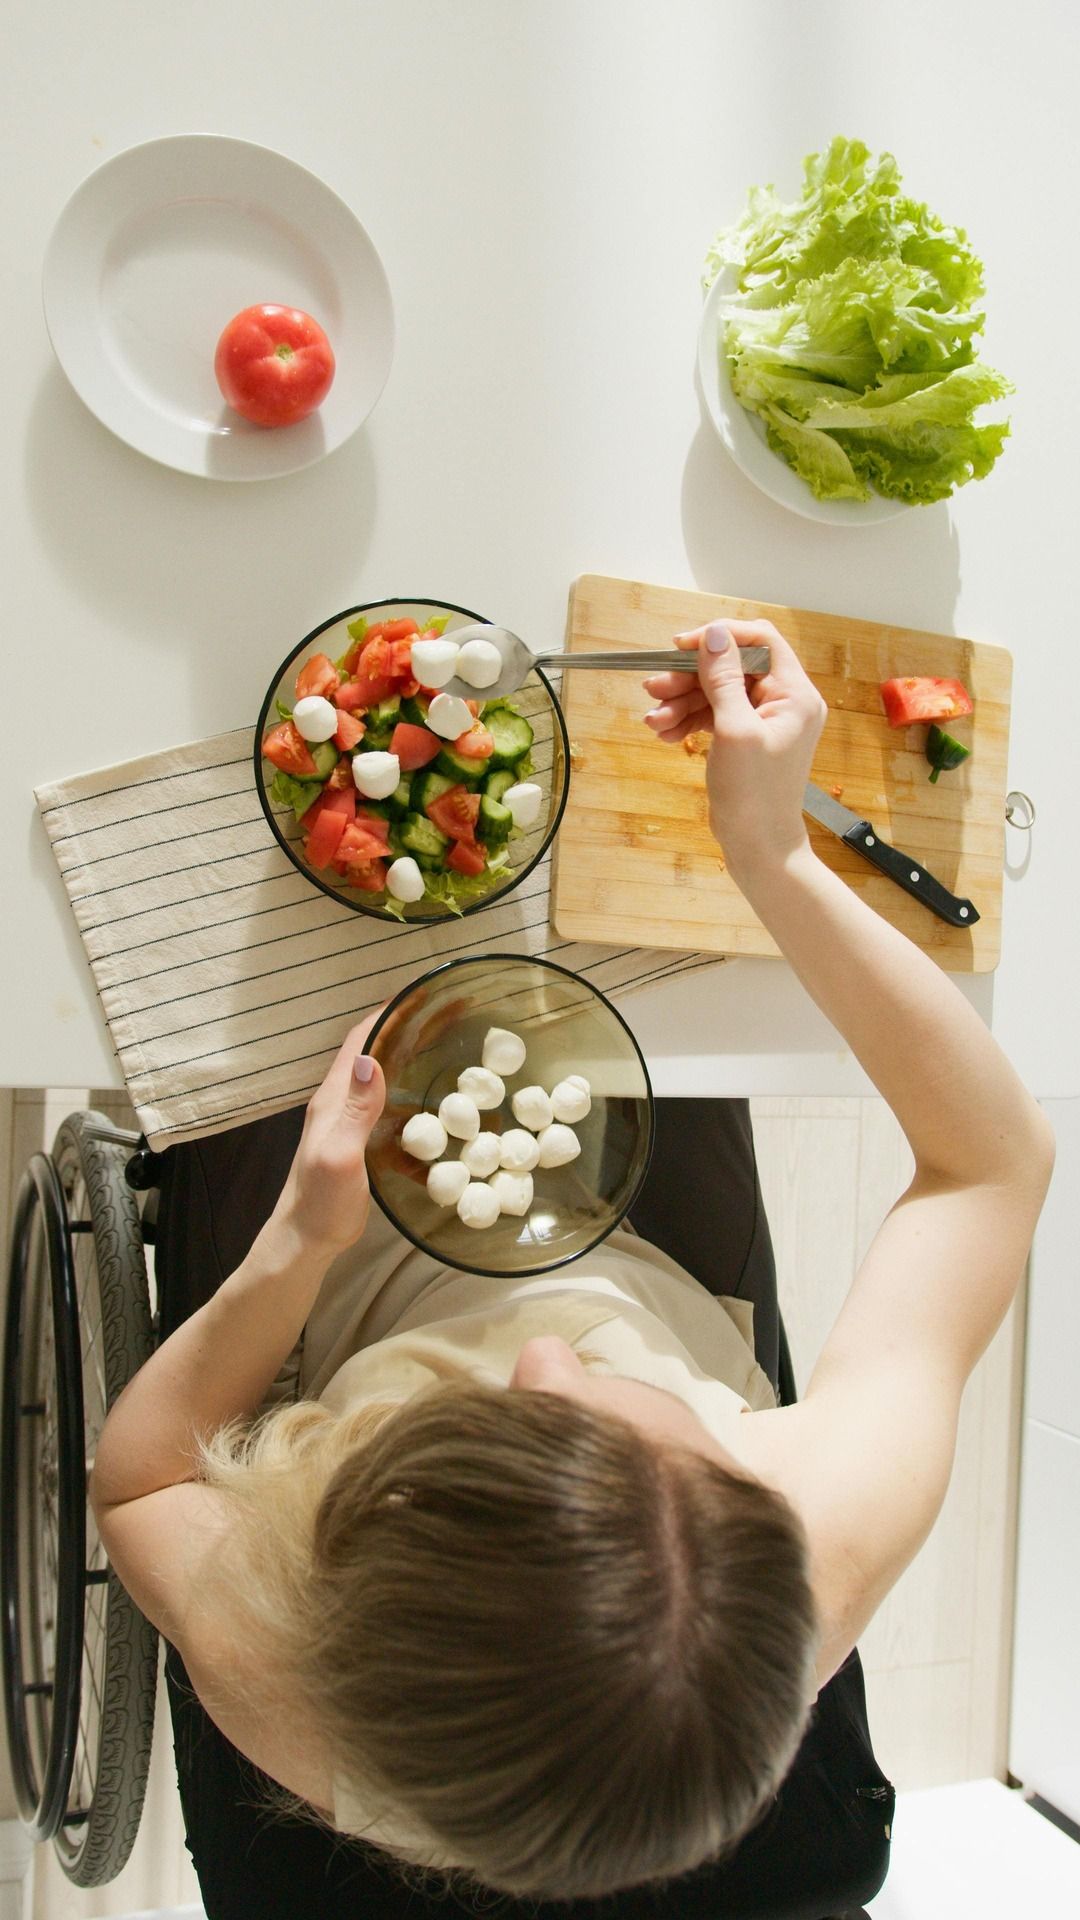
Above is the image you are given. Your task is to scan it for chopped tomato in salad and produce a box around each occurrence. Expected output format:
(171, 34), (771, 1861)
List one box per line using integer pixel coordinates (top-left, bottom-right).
(260, 613), (537, 914)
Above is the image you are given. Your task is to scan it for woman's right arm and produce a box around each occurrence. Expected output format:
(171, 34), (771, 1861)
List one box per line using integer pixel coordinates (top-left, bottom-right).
(644, 621), (1055, 1665)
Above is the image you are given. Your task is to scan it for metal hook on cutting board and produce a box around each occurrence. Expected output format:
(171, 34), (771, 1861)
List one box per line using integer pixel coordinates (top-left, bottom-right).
(1005, 790), (1036, 832)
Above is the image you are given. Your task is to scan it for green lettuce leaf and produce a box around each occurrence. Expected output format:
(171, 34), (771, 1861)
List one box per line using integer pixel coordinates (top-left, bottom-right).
(705, 136), (1011, 504)
(268, 770), (322, 819)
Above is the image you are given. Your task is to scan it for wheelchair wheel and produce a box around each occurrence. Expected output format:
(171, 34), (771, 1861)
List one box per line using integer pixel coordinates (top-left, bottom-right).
(1, 1112), (158, 1885)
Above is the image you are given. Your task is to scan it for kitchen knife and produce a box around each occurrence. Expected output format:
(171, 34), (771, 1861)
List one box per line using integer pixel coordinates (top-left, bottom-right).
(803, 784), (980, 928)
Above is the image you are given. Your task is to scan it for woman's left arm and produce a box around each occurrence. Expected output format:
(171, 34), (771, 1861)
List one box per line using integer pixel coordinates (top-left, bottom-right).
(90, 1022), (385, 1515)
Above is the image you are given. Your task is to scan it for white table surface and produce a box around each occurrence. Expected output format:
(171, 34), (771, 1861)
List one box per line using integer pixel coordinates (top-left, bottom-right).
(4, 0), (1077, 1097)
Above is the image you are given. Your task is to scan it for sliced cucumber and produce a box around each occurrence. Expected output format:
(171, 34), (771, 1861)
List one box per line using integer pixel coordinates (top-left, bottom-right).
(399, 811), (450, 868)
(372, 694), (402, 727)
(482, 706), (534, 770)
(309, 740), (340, 781)
(359, 725), (394, 752)
(483, 767), (516, 803)
(410, 768), (456, 814)
(401, 693), (432, 726)
(435, 743), (489, 784)
(385, 775), (412, 818)
(477, 794), (513, 844)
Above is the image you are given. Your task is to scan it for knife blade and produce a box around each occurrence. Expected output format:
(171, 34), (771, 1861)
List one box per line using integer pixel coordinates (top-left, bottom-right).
(803, 784), (979, 929)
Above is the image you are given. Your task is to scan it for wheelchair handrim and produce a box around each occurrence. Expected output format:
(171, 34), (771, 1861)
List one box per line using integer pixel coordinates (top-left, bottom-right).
(0, 1156), (87, 1840)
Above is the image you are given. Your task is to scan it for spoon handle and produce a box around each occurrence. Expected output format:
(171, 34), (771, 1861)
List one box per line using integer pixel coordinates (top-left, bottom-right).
(537, 646), (771, 676)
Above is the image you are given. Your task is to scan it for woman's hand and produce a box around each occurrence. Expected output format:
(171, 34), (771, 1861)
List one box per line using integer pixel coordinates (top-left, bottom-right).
(642, 618), (826, 877)
(268, 1016), (387, 1264)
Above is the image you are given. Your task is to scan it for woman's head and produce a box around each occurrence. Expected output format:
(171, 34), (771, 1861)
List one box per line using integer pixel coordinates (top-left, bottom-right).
(297, 1367), (819, 1899)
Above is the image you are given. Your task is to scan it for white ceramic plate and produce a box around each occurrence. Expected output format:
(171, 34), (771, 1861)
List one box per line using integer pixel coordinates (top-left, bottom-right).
(696, 266), (907, 525)
(42, 134), (394, 481)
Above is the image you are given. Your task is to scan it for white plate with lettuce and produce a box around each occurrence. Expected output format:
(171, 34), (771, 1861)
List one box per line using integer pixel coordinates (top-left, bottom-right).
(697, 138), (1012, 524)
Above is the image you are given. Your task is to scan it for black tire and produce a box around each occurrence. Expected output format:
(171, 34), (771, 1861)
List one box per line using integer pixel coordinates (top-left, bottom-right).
(50, 1114), (158, 1886)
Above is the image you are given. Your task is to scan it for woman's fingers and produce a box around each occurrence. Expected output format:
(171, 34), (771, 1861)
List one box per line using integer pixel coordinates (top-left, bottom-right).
(643, 688), (706, 731)
(314, 1011), (383, 1111)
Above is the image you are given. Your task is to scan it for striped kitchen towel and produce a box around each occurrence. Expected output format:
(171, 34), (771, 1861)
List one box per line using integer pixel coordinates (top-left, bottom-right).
(35, 729), (723, 1149)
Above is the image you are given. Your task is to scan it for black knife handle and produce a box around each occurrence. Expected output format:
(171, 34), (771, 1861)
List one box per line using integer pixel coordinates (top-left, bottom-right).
(841, 820), (980, 928)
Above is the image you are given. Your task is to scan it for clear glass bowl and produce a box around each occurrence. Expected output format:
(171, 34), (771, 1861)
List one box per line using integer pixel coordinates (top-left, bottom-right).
(254, 598), (569, 923)
(364, 954), (655, 1279)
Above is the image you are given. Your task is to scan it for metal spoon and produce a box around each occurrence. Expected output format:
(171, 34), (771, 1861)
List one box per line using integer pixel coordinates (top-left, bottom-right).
(435, 624), (772, 704)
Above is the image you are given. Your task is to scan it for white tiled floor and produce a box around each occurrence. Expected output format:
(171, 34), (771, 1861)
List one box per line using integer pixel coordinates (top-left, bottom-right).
(0, 1089), (1027, 1918)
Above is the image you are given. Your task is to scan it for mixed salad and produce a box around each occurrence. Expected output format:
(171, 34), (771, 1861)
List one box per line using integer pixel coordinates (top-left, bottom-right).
(261, 614), (540, 916)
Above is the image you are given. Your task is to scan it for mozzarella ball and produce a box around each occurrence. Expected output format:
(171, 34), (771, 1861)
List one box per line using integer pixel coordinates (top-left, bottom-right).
(512, 1085), (554, 1132)
(460, 1131), (502, 1178)
(410, 637), (460, 688)
(482, 1027), (527, 1076)
(536, 1123), (582, 1169)
(426, 1160), (470, 1208)
(438, 1091), (481, 1141)
(385, 856), (425, 904)
(550, 1074), (592, 1123)
(292, 695), (339, 743)
(402, 1112), (448, 1163)
(499, 1128), (540, 1173)
(503, 782), (543, 830)
(352, 750), (401, 800)
(491, 1169), (533, 1217)
(455, 638), (503, 689)
(457, 1065), (505, 1110)
(458, 1182), (500, 1230)
(426, 693), (475, 740)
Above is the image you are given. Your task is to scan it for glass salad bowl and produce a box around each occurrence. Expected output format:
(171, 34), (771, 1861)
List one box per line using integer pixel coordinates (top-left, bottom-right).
(253, 598), (570, 922)
(364, 954), (655, 1279)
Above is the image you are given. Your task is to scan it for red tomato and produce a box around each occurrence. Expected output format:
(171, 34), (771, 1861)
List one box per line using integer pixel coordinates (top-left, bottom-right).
(333, 711), (366, 751)
(294, 652), (340, 702)
(334, 819), (392, 868)
(426, 785), (481, 844)
(261, 721), (318, 778)
(304, 807), (349, 870)
(357, 636), (393, 681)
(382, 619), (419, 643)
(453, 724), (494, 760)
(214, 305), (335, 429)
(387, 637), (415, 678)
(346, 859), (387, 892)
(880, 676), (974, 728)
(305, 785), (356, 826)
(342, 623), (385, 675)
(390, 723), (440, 770)
(355, 809), (391, 846)
(446, 838), (487, 876)
(326, 758), (355, 791)
(334, 674), (397, 711)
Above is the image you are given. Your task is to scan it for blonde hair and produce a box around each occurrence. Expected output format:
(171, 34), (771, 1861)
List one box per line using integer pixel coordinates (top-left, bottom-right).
(198, 1381), (819, 1900)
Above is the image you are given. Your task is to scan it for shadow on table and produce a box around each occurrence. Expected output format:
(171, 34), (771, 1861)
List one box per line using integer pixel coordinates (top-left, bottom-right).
(680, 412), (963, 642)
(23, 363), (378, 708)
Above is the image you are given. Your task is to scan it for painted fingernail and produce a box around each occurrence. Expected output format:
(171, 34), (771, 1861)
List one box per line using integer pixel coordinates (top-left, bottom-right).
(354, 1054), (375, 1084)
(705, 621), (731, 654)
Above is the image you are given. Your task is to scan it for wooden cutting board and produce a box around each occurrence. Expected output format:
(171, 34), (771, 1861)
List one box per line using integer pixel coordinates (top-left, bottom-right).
(551, 575), (1012, 972)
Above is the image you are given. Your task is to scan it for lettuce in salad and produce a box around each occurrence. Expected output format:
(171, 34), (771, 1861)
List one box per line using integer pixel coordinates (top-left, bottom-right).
(703, 137), (1012, 504)
(268, 769), (322, 818)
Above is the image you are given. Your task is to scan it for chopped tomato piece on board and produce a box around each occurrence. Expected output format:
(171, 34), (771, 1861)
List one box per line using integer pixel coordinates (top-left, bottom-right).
(880, 676), (974, 728)
(261, 722), (318, 778)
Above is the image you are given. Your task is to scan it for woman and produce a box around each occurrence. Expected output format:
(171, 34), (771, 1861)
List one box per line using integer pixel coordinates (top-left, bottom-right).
(91, 619), (1053, 1902)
